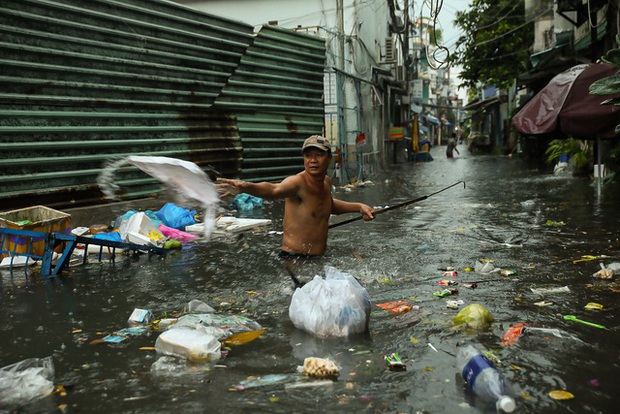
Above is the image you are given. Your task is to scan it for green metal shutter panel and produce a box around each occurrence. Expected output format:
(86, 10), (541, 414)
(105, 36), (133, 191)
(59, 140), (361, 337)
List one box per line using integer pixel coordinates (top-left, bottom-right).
(222, 25), (326, 181)
(0, 0), (325, 209)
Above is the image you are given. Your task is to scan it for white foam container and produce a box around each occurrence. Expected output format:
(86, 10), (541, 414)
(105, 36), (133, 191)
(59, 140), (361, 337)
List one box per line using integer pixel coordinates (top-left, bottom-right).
(155, 327), (221, 362)
(119, 212), (164, 244)
(186, 217), (271, 234)
(126, 231), (156, 246)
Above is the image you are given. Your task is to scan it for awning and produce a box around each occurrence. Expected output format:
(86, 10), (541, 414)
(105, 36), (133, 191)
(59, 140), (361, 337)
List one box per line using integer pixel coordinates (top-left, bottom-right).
(517, 32), (581, 88)
(462, 96), (500, 112)
(513, 62), (620, 140)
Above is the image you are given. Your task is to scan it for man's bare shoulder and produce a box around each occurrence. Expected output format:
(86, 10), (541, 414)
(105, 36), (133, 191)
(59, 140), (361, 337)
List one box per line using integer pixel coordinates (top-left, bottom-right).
(275, 173), (304, 199)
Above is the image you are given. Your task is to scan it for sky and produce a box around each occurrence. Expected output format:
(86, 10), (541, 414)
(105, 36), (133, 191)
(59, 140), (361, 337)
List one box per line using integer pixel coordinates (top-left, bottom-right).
(429, 0), (472, 56)
(422, 0), (472, 98)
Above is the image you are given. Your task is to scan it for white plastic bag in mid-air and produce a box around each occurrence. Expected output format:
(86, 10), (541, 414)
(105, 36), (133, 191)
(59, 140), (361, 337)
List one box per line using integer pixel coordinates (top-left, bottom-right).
(98, 156), (219, 239)
(289, 266), (371, 338)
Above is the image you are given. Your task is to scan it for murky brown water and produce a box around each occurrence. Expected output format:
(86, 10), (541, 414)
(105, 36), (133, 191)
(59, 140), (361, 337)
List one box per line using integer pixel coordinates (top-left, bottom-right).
(2, 146), (619, 413)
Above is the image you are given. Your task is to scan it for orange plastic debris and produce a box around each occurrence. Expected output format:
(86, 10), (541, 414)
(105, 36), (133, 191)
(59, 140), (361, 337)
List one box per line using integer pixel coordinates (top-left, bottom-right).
(376, 299), (414, 313)
(502, 322), (528, 347)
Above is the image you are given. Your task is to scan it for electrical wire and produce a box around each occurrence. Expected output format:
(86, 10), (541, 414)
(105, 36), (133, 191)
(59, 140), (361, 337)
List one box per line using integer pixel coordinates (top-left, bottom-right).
(473, 2), (522, 33)
(468, 48), (531, 62)
(469, 7), (550, 48)
(422, 0), (450, 69)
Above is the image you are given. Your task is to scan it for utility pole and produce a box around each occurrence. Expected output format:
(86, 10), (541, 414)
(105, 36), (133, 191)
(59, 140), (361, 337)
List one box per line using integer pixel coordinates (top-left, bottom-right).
(336, 0), (348, 183)
(337, 0), (345, 71)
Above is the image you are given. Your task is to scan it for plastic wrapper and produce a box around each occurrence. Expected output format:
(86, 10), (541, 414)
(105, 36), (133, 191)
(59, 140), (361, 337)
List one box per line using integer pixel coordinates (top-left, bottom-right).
(187, 299), (215, 313)
(158, 224), (198, 243)
(171, 313), (262, 339)
(474, 261), (497, 274)
(376, 299), (415, 313)
(289, 266), (371, 337)
(0, 356), (54, 409)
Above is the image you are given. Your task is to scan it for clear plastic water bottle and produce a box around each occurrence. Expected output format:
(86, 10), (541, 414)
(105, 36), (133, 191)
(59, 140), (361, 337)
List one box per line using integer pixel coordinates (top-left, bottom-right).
(456, 344), (516, 413)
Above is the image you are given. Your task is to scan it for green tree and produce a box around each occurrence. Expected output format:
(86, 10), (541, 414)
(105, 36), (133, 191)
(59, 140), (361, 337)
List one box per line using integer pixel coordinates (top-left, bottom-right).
(448, 0), (533, 90)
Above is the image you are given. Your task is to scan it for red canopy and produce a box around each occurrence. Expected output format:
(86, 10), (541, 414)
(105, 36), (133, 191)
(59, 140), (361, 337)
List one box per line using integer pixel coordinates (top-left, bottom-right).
(513, 62), (620, 140)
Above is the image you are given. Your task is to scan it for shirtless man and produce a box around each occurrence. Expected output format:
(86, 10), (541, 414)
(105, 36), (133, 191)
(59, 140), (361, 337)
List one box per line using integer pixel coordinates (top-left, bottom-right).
(216, 135), (374, 257)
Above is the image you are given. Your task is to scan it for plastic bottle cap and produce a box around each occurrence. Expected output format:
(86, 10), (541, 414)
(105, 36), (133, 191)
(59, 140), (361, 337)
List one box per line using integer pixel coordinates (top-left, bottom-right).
(497, 396), (516, 412)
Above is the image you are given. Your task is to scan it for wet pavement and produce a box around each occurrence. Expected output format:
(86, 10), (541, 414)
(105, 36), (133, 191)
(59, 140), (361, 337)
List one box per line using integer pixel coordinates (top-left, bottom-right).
(1, 145), (619, 413)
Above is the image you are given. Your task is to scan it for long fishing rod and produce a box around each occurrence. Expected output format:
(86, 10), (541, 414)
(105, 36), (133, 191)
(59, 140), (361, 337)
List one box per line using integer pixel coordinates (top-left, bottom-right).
(329, 180), (466, 229)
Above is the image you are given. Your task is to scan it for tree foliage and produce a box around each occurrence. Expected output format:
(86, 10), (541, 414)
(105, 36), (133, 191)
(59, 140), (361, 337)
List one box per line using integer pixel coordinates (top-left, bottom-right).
(545, 138), (590, 170)
(448, 0), (533, 90)
(589, 33), (620, 135)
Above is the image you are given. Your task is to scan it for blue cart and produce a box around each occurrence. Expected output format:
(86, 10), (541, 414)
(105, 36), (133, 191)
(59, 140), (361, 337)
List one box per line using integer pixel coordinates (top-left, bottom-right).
(0, 227), (171, 277)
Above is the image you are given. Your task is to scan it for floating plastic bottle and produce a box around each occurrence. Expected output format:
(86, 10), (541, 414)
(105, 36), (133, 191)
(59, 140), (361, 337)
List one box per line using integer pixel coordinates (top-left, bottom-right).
(456, 344), (516, 412)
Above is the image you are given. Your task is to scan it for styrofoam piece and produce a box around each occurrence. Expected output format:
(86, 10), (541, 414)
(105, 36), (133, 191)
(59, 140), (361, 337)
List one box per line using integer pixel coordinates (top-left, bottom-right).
(185, 223), (206, 234)
(155, 327), (221, 362)
(126, 231), (156, 246)
(224, 218), (271, 233)
(217, 217), (238, 227)
(71, 226), (90, 236)
(119, 212), (164, 242)
(75, 243), (126, 254)
(0, 256), (37, 268)
(187, 217), (271, 234)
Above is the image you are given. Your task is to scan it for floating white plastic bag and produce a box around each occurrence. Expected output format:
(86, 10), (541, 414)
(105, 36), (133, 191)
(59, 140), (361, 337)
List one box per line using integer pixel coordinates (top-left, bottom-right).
(289, 266), (371, 338)
(474, 260), (497, 274)
(98, 156), (219, 240)
(0, 356), (54, 409)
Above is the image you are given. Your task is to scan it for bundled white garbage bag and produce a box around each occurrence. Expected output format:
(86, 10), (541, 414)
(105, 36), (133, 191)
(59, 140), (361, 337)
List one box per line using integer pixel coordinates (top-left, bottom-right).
(289, 266), (371, 338)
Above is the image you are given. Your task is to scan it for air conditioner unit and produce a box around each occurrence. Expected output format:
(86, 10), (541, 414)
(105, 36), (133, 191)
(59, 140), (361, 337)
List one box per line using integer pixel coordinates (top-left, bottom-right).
(384, 37), (395, 62)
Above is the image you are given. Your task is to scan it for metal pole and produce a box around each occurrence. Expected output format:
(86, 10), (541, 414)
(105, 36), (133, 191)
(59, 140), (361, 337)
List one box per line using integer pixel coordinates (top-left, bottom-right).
(337, 0), (345, 72)
(336, 71), (348, 184)
(336, 0), (348, 184)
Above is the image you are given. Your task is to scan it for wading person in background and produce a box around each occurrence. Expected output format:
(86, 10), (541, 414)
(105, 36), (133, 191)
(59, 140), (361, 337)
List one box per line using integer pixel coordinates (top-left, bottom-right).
(217, 135), (375, 261)
(446, 132), (460, 158)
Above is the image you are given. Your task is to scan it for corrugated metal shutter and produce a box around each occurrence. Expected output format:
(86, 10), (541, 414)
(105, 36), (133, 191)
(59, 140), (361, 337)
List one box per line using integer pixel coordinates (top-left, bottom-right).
(0, 0), (325, 209)
(218, 25), (326, 181)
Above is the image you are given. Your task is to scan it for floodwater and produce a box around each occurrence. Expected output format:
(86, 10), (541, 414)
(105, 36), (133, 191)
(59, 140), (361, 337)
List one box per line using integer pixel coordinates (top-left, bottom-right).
(1, 145), (619, 413)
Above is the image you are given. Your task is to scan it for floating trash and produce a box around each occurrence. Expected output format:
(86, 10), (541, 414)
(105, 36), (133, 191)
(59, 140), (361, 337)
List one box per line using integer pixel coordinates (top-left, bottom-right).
(530, 286), (570, 295)
(584, 302), (603, 311)
(453, 303), (494, 330)
(384, 353), (406, 371)
(593, 268), (614, 279)
(376, 299), (415, 313)
(303, 357), (339, 378)
(446, 299), (464, 309)
(549, 390), (574, 400)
